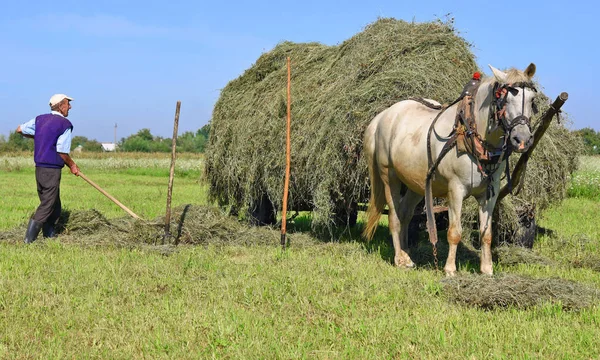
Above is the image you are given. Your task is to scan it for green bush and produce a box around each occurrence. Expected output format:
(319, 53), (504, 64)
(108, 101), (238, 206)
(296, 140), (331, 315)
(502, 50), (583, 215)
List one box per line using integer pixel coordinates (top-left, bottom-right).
(573, 128), (600, 155)
(0, 131), (34, 152)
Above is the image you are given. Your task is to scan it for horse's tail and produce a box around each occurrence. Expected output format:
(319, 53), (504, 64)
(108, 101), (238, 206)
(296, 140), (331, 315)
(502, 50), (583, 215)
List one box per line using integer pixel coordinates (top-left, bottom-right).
(362, 122), (385, 241)
(363, 172), (385, 241)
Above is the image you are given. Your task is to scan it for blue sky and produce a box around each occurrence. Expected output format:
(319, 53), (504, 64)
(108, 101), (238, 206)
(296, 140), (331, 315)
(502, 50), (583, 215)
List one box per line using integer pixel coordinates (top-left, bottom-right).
(1, 0), (597, 142)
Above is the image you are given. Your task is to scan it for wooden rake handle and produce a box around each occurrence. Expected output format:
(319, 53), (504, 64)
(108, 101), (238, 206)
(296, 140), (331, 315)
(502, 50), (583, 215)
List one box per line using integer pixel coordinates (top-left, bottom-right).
(78, 172), (142, 220)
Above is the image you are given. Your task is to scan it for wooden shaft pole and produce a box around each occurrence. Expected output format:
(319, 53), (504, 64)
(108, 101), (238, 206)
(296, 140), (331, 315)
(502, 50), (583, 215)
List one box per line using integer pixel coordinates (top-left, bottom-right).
(79, 173), (141, 220)
(281, 57), (292, 248)
(498, 92), (568, 201)
(165, 101), (181, 236)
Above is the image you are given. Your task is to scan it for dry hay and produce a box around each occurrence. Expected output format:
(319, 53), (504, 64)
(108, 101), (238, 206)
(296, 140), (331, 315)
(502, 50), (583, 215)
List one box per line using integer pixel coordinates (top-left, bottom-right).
(494, 246), (555, 267)
(206, 18), (478, 230)
(572, 255), (600, 272)
(0, 206), (317, 249)
(205, 17), (582, 238)
(442, 274), (600, 310)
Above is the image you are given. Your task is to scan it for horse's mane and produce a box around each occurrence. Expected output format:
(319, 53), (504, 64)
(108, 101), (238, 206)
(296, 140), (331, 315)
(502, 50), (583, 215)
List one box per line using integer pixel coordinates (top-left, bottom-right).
(481, 68), (530, 86)
(504, 68), (531, 83)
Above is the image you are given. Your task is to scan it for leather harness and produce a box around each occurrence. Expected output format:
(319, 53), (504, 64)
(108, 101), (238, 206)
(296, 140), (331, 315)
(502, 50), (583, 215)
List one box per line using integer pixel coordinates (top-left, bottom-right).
(414, 80), (537, 245)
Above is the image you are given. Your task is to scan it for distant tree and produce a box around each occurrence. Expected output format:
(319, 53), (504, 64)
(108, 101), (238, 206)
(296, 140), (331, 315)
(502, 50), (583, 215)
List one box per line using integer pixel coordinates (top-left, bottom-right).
(149, 136), (171, 152)
(84, 140), (104, 152)
(118, 126), (211, 153)
(573, 128), (600, 155)
(197, 123), (210, 139)
(72, 135), (89, 147)
(6, 131), (34, 151)
(177, 130), (207, 153)
(0, 134), (7, 152)
(177, 131), (195, 152)
(122, 136), (151, 152)
(121, 129), (155, 152)
(188, 123), (211, 153)
(136, 128), (154, 141)
(71, 135), (103, 152)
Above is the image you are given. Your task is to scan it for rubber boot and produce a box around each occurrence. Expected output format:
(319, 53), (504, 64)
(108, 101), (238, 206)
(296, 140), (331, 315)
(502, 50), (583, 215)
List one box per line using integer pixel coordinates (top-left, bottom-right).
(42, 222), (56, 238)
(24, 219), (43, 244)
(43, 202), (61, 238)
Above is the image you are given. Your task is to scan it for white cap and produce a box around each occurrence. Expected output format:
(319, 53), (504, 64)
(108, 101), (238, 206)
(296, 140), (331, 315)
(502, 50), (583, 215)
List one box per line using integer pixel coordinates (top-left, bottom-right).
(49, 94), (73, 106)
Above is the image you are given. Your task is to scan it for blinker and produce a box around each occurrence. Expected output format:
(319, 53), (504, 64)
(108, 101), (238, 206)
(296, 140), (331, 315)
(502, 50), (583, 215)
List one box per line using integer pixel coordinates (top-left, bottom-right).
(507, 87), (519, 96)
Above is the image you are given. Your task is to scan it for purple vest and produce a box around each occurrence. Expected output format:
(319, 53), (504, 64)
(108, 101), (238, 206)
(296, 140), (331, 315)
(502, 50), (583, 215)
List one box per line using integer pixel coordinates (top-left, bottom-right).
(34, 114), (73, 168)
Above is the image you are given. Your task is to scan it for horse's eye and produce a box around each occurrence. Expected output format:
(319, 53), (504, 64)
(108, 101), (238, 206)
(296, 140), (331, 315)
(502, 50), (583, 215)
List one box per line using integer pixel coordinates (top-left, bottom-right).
(532, 102), (539, 115)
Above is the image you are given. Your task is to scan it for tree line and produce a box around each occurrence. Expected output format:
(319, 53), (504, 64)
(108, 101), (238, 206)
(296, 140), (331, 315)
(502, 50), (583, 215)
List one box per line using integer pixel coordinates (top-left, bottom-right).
(2, 124), (599, 155)
(0, 124), (211, 153)
(573, 128), (600, 155)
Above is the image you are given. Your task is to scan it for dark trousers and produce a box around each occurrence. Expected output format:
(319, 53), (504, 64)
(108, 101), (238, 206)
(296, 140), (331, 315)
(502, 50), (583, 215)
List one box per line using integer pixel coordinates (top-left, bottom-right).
(33, 167), (62, 224)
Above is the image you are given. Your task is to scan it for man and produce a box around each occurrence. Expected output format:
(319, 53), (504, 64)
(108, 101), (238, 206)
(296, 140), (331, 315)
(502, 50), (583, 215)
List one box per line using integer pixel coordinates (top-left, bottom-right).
(16, 94), (80, 243)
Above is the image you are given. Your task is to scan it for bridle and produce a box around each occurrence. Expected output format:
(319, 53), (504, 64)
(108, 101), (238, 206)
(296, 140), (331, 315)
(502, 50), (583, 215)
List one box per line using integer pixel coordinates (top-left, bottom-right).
(492, 81), (538, 135)
(486, 81), (537, 196)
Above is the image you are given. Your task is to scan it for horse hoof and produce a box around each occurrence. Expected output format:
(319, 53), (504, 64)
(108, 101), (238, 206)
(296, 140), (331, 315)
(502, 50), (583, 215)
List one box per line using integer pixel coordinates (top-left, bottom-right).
(480, 266), (493, 275)
(444, 270), (457, 277)
(394, 254), (415, 269)
(395, 260), (415, 269)
(398, 264), (415, 270)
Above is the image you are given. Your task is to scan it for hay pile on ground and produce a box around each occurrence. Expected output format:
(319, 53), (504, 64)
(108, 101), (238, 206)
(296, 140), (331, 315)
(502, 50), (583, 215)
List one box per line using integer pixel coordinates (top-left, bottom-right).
(572, 255), (600, 272)
(0, 206), (317, 248)
(206, 17), (581, 237)
(442, 274), (599, 310)
(494, 246), (556, 267)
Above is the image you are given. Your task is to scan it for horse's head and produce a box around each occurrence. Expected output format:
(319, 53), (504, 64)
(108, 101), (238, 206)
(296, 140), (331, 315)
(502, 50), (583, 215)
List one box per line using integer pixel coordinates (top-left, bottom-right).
(489, 63), (537, 153)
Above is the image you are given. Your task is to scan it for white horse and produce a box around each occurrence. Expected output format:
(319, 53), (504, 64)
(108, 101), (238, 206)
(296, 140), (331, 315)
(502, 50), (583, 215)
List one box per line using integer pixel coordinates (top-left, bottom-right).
(363, 64), (537, 275)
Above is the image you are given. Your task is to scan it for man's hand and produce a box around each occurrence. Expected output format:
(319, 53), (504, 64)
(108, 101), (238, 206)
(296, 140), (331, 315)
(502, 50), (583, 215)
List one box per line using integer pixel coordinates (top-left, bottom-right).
(16, 125), (34, 139)
(70, 164), (80, 176)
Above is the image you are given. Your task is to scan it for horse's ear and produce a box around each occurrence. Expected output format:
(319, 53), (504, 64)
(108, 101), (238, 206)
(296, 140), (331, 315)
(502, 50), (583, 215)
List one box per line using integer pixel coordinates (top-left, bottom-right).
(524, 63), (536, 78)
(488, 64), (508, 83)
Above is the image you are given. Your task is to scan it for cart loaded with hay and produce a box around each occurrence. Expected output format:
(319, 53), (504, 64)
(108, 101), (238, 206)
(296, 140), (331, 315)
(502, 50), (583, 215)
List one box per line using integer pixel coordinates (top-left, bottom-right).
(205, 18), (581, 246)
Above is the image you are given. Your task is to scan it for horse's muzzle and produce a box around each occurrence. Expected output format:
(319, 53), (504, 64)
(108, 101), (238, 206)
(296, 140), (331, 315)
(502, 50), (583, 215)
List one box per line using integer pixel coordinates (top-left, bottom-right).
(513, 135), (534, 153)
(509, 122), (533, 153)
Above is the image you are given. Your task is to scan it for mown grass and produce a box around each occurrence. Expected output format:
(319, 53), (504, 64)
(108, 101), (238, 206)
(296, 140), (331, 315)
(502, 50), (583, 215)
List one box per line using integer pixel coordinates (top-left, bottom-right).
(1, 154), (600, 358)
(2, 242), (600, 359)
(0, 153), (207, 230)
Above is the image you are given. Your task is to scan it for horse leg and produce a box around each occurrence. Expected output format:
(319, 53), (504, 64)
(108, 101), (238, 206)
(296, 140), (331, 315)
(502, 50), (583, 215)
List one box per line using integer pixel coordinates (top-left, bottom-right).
(477, 195), (498, 275)
(383, 174), (414, 268)
(397, 189), (423, 252)
(444, 185), (466, 276)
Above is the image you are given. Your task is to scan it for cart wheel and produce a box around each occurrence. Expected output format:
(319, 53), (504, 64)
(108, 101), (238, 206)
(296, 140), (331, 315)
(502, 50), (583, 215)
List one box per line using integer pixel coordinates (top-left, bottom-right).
(249, 194), (276, 226)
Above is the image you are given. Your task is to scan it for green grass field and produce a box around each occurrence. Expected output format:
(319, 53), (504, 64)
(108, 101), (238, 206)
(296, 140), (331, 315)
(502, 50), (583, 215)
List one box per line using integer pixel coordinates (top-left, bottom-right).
(1, 153), (600, 359)
(0, 152), (207, 229)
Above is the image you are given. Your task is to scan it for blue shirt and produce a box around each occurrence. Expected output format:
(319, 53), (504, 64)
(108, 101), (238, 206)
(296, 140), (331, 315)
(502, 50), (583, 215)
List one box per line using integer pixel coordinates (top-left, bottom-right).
(20, 111), (72, 153)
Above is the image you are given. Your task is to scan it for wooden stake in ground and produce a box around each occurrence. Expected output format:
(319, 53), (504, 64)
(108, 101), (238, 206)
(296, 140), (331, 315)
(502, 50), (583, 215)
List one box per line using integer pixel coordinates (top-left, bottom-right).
(164, 101), (181, 238)
(281, 57), (292, 249)
(79, 173), (141, 220)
